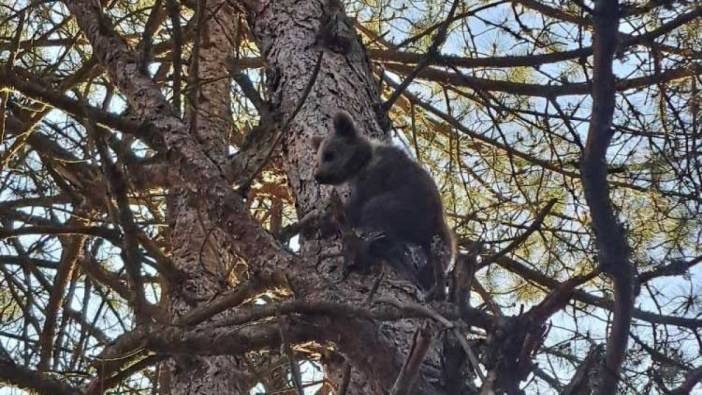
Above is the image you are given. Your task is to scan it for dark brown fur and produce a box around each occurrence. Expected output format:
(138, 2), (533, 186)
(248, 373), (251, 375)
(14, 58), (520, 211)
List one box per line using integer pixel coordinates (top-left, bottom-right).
(313, 112), (455, 294)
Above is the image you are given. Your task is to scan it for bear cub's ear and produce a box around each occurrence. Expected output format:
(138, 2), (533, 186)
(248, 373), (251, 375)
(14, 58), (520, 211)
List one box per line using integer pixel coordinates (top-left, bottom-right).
(311, 135), (324, 151)
(333, 111), (358, 140)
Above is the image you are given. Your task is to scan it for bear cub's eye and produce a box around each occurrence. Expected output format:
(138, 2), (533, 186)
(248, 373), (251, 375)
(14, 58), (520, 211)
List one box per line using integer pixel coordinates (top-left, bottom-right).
(323, 152), (335, 162)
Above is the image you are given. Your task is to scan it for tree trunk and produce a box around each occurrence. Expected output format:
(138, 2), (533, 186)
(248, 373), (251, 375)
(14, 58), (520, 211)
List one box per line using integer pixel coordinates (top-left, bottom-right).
(248, 1), (451, 393)
(165, 1), (251, 393)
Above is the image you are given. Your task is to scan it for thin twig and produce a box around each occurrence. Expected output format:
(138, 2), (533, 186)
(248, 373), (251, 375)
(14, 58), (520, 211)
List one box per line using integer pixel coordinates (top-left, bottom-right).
(277, 312), (304, 395)
(364, 271), (385, 305)
(452, 326), (485, 381)
(383, 0), (460, 111)
(479, 198), (557, 268)
(236, 50), (324, 192)
(390, 322), (433, 395)
(0, 10), (25, 143)
(87, 120), (149, 322)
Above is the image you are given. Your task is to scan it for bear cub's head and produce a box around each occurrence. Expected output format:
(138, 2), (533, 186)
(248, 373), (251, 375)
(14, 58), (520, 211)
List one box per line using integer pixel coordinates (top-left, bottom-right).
(312, 111), (372, 185)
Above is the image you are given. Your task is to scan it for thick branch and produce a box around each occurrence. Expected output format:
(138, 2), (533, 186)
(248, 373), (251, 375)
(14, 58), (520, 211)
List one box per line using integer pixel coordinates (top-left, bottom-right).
(580, 1), (635, 393)
(0, 359), (80, 395)
(37, 234), (84, 372)
(60, 0), (302, 287)
(669, 365), (702, 395)
(383, 61), (702, 97)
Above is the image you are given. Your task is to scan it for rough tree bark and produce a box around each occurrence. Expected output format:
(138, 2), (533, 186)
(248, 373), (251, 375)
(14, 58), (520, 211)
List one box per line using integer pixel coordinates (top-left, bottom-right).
(164, 1), (251, 393)
(580, 0), (635, 393)
(246, 1), (454, 393)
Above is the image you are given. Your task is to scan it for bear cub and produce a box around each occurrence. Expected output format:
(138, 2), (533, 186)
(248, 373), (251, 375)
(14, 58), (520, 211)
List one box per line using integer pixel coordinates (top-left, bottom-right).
(313, 111), (455, 297)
